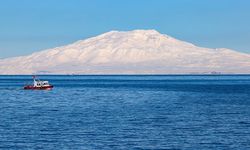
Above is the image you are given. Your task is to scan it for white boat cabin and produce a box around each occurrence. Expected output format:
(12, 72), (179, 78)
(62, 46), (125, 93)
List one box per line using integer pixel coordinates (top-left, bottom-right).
(34, 80), (50, 87)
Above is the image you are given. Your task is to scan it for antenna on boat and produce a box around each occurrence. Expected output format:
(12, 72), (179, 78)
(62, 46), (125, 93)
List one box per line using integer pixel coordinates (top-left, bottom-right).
(32, 75), (36, 81)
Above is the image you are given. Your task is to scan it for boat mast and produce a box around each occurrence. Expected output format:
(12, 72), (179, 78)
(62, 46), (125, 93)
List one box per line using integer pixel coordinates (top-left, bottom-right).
(32, 75), (37, 86)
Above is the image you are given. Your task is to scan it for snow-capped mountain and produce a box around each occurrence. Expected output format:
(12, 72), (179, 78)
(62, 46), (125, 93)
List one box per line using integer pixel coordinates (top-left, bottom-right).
(0, 30), (250, 74)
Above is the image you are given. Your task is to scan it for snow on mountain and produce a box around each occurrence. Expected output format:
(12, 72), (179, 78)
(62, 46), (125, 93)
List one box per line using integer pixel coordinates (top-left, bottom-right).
(0, 29), (250, 74)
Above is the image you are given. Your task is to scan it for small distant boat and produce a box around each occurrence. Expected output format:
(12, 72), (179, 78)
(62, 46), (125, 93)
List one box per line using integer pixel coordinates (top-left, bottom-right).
(24, 76), (53, 90)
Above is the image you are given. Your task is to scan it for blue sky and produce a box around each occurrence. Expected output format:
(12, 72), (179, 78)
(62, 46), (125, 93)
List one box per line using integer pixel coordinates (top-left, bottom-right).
(0, 0), (250, 58)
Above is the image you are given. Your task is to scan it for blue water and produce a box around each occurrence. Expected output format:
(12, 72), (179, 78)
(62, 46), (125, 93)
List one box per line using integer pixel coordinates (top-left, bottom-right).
(0, 75), (250, 149)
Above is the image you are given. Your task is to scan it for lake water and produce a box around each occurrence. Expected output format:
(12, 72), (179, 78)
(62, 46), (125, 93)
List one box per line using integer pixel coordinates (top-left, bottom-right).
(0, 75), (250, 149)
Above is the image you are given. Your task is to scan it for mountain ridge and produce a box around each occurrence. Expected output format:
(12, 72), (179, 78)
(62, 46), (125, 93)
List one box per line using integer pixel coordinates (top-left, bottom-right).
(0, 30), (250, 74)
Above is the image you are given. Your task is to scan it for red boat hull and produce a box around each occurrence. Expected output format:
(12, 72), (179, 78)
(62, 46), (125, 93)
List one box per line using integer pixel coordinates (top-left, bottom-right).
(24, 85), (53, 90)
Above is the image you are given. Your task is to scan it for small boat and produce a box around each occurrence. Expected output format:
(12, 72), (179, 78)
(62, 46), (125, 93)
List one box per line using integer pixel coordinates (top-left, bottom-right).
(24, 76), (53, 90)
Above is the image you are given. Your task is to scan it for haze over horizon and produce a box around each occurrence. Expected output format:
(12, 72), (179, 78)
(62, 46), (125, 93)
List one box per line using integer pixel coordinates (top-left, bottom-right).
(0, 0), (250, 58)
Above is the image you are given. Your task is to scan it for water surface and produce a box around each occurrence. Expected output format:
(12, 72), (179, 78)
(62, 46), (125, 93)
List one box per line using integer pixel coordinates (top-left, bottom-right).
(0, 75), (250, 149)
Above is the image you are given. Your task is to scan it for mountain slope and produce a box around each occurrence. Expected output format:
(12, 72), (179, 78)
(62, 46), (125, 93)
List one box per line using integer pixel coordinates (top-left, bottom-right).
(0, 30), (250, 74)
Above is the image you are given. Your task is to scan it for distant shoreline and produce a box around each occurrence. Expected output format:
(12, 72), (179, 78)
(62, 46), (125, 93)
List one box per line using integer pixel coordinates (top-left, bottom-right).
(1, 74), (250, 76)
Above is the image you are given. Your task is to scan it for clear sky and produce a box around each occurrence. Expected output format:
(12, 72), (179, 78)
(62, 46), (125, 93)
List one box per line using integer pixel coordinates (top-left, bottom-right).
(0, 0), (250, 58)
